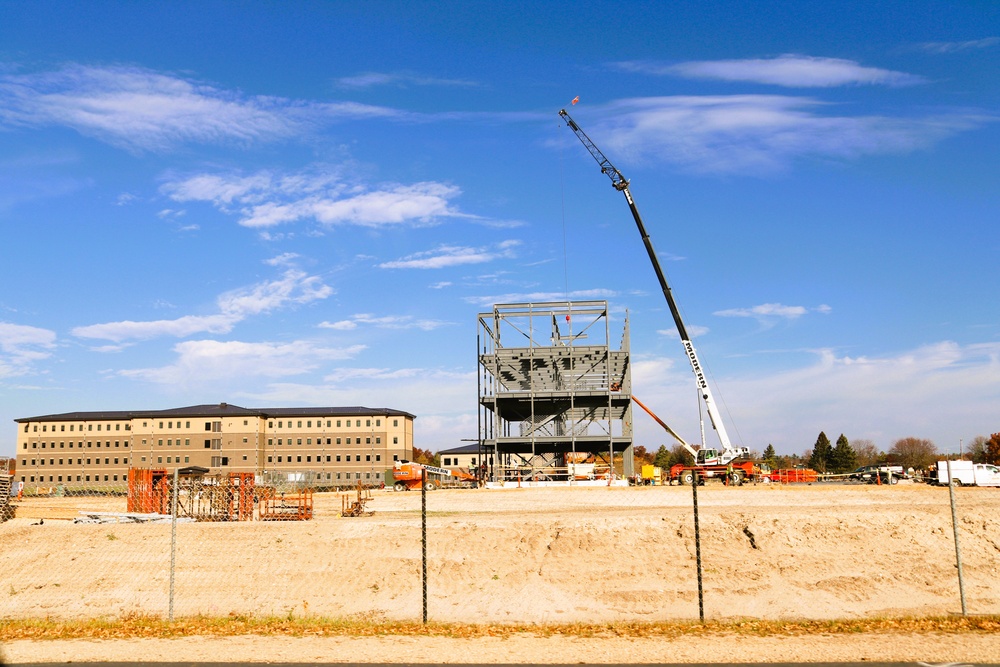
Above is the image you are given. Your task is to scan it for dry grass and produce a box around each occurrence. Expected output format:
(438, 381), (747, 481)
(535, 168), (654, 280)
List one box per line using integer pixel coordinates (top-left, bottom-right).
(2, 613), (999, 641)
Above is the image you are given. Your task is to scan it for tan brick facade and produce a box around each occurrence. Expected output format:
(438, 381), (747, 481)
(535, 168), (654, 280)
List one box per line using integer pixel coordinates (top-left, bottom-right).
(14, 404), (414, 490)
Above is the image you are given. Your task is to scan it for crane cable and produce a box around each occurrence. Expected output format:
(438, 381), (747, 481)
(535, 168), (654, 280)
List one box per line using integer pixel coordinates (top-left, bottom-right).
(559, 120), (570, 302)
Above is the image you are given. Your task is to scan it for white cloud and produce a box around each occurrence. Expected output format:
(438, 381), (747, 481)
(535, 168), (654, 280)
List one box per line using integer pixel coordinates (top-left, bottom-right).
(336, 71), (479, 89)
(72, 269), (332, 342)
(629, 340), (1000, 457)
(464, 289), (616, 309)
(162, 168), (467, 229)
(658, 324), (709, 339)
(0, 322), (57, 378)
(320, 313), (451, 331)
(918, 37), (1000, 54)
(379, 241), (519, 269)
(120, 339), (366, 386)
(0, 64), (401, 152)
(620, 55), (925, 88)
(572, 96), (988, 174)
(714, 303), (817, 319)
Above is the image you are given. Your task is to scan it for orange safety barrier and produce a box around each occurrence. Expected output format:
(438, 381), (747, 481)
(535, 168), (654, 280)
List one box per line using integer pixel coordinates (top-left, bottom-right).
(773, 468), (818, 484)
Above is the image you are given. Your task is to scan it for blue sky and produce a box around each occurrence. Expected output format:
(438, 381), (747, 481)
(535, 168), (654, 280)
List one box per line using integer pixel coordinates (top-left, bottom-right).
(1, 1), (998, 458)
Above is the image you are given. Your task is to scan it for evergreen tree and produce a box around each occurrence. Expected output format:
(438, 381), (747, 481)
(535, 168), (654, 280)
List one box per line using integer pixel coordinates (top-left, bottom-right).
(762, 444), (777, 466)
(808, 431), (832, 472)
(653, 445), (671, 469)
(829, 434), (857, 473)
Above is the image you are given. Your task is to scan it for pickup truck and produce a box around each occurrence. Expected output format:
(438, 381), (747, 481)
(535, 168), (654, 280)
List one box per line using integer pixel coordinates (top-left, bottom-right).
(934, 460), (1000, 487)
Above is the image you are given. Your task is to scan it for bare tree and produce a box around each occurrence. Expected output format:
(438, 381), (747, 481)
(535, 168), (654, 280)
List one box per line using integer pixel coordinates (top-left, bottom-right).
(968, 435), (988, 462)
(851, 438), (880, 466)
(888, 437), (938, 470)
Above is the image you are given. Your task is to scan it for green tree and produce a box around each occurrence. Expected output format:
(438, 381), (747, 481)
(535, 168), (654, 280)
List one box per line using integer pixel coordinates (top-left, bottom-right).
(829, 434), (857, 474)
(986, 433), (1000, 465)
(808, 432), (832, 472)
(667, 444), (694, 468)
(653, 445), (671, 469)
(762, 444), (777, 466)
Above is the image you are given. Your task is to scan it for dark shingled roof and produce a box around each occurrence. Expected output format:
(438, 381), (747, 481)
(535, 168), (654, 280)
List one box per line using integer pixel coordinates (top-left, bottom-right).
(16, 403), (415, 422)
(438, 443), (483, 455)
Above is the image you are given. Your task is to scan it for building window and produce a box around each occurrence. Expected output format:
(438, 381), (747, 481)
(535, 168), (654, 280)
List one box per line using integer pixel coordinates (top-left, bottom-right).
(393, 437), (398, 444)
(376, 455), (381, 462)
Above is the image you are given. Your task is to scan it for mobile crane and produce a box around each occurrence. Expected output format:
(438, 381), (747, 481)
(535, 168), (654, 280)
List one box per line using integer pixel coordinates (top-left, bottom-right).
(631, 395), (768, 485)
(559, 108), (750, 472)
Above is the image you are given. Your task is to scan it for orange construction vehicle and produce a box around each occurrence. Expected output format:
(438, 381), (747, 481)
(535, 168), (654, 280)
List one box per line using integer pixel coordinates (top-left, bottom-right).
(392, 460), (479, 491)
(631, 396), (772, 486)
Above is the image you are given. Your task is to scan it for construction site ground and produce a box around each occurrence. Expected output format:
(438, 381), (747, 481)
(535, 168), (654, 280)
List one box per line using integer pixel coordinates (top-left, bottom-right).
(1, 481), (999, 663)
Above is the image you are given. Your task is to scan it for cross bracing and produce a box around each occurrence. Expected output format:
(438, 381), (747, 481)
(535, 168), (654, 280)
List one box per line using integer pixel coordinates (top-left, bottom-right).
(477, 301), (633, 481)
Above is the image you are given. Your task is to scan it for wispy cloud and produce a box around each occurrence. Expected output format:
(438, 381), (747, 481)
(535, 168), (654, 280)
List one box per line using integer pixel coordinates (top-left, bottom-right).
(714, 303), (831, 320)
(378, 240), (520, 269)
(615, 55), (924, 88)
(630, 340), (1000, 453)
(119, 339), (365, 386)
(318, 313), (451, 331)
(463, 288), (616, 309)
(162, 167), (468, 229)
(72, 268), (332, 342)
(0, 322), (57, 378)
(568, 96), (989, 174)
(336, 71), (479, 89)
(0, 64), (400, 152)
(658, 324), (710, 339)
(918, 37), (1000, 54)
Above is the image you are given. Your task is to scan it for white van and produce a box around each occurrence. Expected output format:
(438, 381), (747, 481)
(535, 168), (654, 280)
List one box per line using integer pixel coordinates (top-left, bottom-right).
(935, 460), (1000, 487)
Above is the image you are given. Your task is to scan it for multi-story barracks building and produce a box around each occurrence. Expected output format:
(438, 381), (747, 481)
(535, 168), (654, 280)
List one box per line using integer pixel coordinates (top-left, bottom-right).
(13, 403), (414, 490)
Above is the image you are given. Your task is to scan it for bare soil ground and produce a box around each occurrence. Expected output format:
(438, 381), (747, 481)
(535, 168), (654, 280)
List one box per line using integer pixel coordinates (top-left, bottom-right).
(1, 481), (999, 663)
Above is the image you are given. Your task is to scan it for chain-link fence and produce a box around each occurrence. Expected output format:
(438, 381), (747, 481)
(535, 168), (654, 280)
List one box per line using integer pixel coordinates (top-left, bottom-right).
(1, 475), (998, 623)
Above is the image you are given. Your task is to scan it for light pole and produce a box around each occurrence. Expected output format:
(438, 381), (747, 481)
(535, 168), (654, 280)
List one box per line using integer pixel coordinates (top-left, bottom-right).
(960, 438), (963, 461)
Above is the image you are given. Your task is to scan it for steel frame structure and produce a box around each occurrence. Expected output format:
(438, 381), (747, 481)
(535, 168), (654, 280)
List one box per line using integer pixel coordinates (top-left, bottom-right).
(477, 301), (633, 482)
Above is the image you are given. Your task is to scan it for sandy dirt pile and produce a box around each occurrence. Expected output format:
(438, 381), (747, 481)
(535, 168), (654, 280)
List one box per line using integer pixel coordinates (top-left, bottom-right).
(1, 482), (998, 662)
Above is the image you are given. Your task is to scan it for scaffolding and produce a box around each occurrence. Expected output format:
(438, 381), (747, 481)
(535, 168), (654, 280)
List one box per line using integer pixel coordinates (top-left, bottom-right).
(477, 301), (633, 482)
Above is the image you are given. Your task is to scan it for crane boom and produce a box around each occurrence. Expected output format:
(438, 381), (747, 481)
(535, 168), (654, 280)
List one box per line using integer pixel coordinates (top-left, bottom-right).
(559, 108), (745, 459)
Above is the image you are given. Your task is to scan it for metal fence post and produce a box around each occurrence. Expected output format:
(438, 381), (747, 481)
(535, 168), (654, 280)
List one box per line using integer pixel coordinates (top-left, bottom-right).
(946, 460), (968, 616)
(691, 470), (704, 622)
(169, 467), (178, 621)
(421, 467), (427, 624)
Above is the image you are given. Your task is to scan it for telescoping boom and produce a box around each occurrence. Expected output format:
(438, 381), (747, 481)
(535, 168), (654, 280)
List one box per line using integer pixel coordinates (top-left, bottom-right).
(559, 108), (748, 464)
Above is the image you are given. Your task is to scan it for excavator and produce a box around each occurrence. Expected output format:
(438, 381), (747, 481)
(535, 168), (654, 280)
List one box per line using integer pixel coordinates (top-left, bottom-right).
(560, 108), (751, 479)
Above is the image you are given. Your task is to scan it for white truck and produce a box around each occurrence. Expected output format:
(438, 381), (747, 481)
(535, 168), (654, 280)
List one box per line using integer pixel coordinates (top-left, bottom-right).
(935, 460), (1000, 487)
